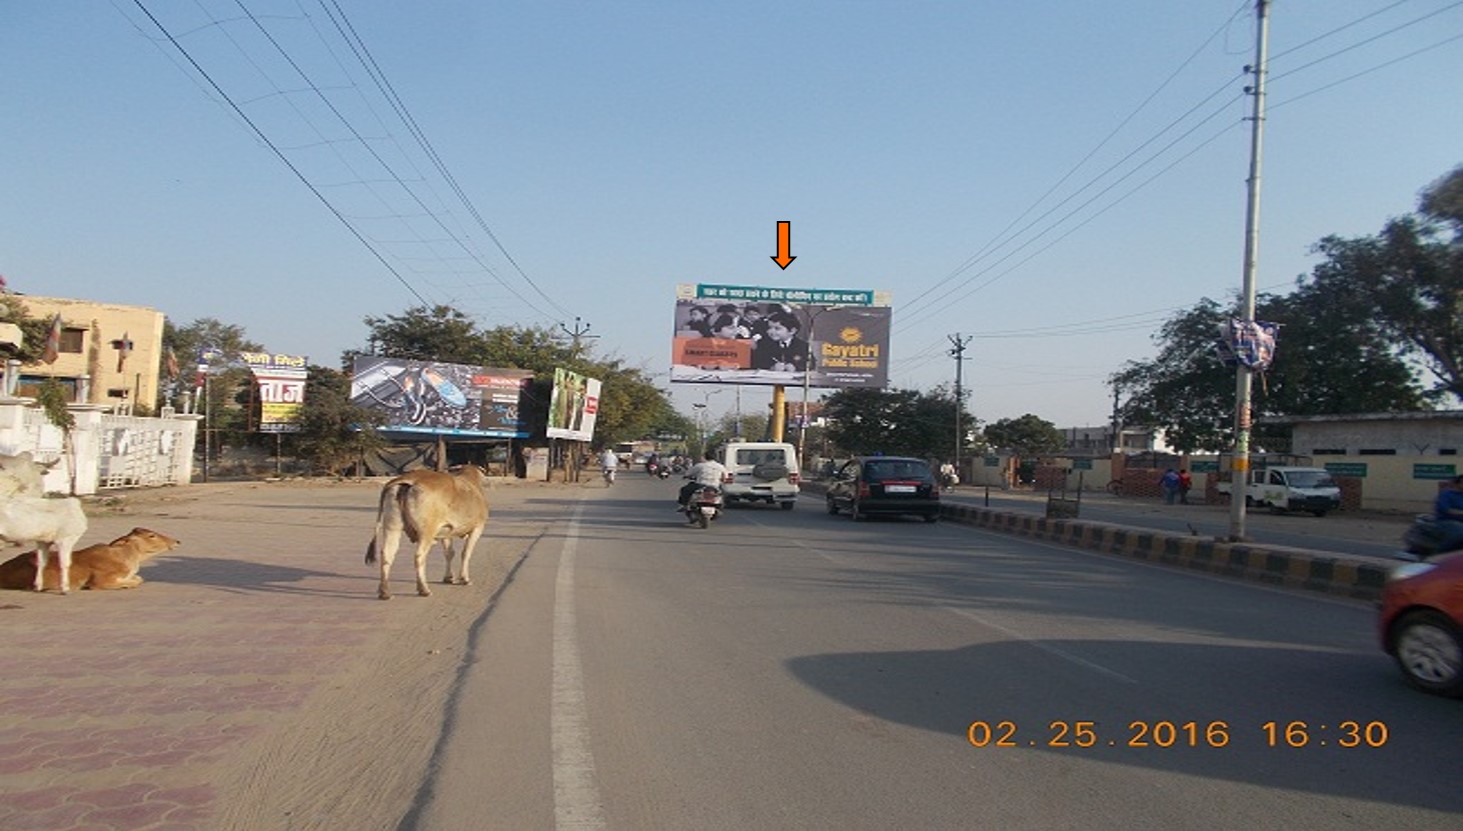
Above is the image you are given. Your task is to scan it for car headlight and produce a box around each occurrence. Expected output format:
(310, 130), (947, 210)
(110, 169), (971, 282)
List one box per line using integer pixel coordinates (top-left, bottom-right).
(1387, 562), (1438, 583)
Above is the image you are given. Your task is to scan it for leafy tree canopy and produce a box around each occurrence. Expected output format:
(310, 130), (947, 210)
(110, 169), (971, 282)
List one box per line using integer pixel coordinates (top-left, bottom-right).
(822, 387), (969, 460)
(983, 414), (1066, 456)
(1112, 166), (1460, 453)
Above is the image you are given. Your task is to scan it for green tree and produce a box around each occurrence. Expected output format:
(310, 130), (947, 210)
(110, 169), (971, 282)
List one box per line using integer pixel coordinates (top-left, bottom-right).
(287, 365), (386, 475)
(822, 387), (967, 459)
(1307, 165), (1463, 402)
(983, 414), (1066, 456)
(164, 318), (265, 449)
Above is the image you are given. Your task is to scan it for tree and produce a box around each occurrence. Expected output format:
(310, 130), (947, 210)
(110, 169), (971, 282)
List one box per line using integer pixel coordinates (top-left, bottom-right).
(1306, 165), (1463, 403)
(287, 365), (386, 475)
(822, 387), (968, 459)
(983, 414), (1066, 456)
(164, 318), (266, 449)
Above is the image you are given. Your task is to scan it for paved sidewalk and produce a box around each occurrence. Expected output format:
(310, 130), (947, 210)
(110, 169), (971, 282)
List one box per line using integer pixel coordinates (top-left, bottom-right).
(0, 476), (583, 831)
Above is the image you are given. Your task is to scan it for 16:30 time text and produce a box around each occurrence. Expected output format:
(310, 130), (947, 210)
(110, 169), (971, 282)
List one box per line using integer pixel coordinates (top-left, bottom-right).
(966, 720), (1388, 749)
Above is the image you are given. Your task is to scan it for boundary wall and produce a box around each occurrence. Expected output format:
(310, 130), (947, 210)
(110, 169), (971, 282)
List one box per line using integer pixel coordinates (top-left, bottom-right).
(0, 398), (200, 495)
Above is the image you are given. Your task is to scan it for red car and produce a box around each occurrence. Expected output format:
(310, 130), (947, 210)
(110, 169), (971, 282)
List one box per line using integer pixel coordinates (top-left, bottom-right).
(1379, 551), (1463, 697)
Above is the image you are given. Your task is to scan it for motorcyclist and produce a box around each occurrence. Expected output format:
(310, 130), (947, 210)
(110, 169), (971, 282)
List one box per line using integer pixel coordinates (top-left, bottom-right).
(646, 452), (661, 476)
(677, 450), (729, 509)
(600, 447), (619, 476)
(1433, 474), (1463, 552)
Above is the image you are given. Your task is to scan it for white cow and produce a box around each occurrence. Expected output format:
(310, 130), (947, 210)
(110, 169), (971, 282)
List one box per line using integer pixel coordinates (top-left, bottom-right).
(0, 452), (56, 498)
(0, 495), (87, 594)
(364, 465), (490, 600)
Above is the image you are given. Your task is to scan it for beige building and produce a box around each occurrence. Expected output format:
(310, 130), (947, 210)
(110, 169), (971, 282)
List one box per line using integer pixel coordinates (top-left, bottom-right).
(12, 295), (165, 413)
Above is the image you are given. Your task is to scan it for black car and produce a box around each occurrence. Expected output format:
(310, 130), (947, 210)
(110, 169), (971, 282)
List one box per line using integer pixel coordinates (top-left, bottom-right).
(826, 456), (940, 522)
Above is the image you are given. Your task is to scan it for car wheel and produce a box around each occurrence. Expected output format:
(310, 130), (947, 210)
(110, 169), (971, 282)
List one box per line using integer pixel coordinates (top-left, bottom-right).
(1311, 510), (1328, 517)
(924, 513), (939, 523)
(781, 501), (795, 511)
(1392, 611), (1463, 697)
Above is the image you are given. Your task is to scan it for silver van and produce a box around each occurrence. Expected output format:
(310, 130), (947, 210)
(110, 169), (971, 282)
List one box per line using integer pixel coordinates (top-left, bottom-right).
(720, 441), (801, 509)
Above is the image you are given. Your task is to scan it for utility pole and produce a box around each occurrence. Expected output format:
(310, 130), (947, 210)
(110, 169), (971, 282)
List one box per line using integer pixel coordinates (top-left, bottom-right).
(1228, 0), (1271, 542)
(948, 333), (972, 475)
(558, 316), (597, 359)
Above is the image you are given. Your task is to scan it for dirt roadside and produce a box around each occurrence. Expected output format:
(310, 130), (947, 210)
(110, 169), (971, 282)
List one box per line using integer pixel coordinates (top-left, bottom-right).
(0, 476), (586, 831)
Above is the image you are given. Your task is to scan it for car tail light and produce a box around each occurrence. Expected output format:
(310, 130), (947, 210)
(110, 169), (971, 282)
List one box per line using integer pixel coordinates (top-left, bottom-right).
(788, 472), (800, 485)
(723, 472), (735, 483)
(858, 482), (871, 499)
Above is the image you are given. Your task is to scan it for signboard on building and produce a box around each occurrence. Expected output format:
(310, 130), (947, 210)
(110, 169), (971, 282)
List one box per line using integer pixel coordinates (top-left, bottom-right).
(349, 356), (533, 438)
(669, 283), (892, 388)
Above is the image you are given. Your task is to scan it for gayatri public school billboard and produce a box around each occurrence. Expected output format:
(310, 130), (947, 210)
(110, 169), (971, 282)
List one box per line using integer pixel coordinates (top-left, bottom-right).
(669, 283), (892, 388)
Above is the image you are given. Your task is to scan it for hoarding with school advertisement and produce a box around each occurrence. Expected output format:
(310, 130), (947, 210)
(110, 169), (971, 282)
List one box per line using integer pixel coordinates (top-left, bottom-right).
(349, 356), (534, 438)
(670, 283), (892, 388)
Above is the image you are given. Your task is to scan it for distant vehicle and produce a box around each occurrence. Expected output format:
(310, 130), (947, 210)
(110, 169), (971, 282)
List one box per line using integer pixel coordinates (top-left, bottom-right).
(719, 441), (800, 510)
(1380, 552), (1463, 697)
(1215, 466), (1341, 516)
(825, 456), (940, 522)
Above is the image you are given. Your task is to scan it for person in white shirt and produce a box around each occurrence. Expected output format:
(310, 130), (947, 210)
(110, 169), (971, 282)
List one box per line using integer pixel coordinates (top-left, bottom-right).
(678, 451), (729, 508)
(601, 448), (619, 473)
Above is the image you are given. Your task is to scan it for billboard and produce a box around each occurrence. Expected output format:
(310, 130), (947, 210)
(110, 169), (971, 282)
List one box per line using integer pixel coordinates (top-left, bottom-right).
(670, 283), (892, 388)
(242, 352), (308, 433)
(546, 368), (602, 441)
(349, 356), (534, 438)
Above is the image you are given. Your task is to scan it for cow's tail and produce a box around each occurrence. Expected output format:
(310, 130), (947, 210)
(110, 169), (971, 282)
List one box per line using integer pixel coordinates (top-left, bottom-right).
(365, 481), (414, 564)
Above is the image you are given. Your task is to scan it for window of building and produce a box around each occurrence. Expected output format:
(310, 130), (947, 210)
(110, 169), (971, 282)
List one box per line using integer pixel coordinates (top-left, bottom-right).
(1311, 448), (1346, 455)
(1441, 448), (1457, 456)
(59, 328), (85, 354)
(1358, 448), (1396, 455)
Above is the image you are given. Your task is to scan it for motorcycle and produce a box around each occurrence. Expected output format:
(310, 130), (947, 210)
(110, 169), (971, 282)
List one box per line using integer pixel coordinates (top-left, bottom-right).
(602, 466), (616, 486)
(1393, 514), (1462, 562)
(683, 485), (724, 529)
(647, 461), (671, 479)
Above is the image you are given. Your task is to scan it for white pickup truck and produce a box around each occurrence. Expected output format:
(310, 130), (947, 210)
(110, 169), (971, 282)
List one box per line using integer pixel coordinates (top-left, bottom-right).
(1215, 466), (1341, 516)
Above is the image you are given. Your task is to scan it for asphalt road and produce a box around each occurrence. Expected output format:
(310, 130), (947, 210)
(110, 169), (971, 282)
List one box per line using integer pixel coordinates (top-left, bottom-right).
(408, 477), (1461, 830)
(939, 486), (1413, 559)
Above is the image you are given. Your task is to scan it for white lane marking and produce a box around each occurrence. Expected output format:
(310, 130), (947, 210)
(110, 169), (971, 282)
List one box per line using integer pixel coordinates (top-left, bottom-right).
(552, 503), (606, 829)
(941, 605), (1139, 684)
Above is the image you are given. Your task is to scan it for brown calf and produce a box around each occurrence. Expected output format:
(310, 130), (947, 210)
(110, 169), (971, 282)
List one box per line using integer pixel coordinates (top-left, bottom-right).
(0, 527), (180, 591)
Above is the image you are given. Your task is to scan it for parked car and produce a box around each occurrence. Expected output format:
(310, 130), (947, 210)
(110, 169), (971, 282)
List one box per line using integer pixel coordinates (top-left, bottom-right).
(825, 456), (940, 522)
(1379, 551), (1463, 697)
(720, 441), (800, 510)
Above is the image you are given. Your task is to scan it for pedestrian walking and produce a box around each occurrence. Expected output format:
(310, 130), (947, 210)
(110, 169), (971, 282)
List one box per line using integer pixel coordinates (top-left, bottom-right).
(1160, 468), (1180, 505)
(1178, 469), (1193, 504)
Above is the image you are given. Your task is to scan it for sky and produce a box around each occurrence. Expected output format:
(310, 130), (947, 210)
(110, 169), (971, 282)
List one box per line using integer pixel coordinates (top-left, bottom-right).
(4, 1), (1461, 431)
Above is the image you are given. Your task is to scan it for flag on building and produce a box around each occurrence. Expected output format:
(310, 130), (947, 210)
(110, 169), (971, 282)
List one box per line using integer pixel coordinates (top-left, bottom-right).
(40, 314), (62, 364)
(116, 332), (133, 373)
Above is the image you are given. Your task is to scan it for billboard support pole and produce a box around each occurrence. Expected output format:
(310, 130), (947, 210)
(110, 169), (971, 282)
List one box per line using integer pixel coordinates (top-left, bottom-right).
(771, 386), (786, 442)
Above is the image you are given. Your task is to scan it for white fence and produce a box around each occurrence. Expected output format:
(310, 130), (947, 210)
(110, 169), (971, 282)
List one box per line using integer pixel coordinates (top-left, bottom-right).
(0, 398), (200, 495)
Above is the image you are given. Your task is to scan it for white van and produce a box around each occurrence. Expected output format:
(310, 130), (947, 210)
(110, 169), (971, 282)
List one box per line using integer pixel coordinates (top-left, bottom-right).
(720, 441), (800, 510)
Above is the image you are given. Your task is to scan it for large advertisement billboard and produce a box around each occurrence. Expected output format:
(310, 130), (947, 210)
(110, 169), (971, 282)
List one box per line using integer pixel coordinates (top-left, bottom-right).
(670, 283), (892, 388)
(242, 352), (308, 433)
(547, 368), (602, 441)
(349, 356), (534, 438)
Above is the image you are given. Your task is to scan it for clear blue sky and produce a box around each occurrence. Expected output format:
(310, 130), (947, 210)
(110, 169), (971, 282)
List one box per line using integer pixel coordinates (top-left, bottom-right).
(4, 1), (1460, 429)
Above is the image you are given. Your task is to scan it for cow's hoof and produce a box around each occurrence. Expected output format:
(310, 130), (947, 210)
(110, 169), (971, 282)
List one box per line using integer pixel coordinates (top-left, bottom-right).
(417, 587), (433, 597)
(441, 576), (454, 584)
(378, 590), (392, 600)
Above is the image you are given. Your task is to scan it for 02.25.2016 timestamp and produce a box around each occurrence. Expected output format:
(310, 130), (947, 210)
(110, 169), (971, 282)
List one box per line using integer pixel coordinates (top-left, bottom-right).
(966, 720), (1389, 749)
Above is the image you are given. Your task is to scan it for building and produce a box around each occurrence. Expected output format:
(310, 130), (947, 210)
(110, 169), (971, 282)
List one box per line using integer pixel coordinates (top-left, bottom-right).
(1059, 424), (1174, 457)
(1258, 411), (1462, 457)
(12, 296), (165, 413)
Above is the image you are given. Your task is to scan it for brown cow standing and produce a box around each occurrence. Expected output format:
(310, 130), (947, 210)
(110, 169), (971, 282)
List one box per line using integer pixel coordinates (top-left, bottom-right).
(364, 465), (489, 600)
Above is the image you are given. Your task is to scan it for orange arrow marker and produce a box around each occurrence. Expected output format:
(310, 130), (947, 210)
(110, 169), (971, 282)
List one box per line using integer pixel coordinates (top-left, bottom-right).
(771, 220), (796, 270)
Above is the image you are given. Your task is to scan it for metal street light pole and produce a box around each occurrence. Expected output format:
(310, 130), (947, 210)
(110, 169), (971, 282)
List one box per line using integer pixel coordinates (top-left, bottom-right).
(1228, 0), (1270, 542)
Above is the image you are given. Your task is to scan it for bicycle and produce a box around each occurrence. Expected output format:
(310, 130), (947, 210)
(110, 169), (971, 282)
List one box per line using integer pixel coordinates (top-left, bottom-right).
(1105, 479), (1125, 496)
